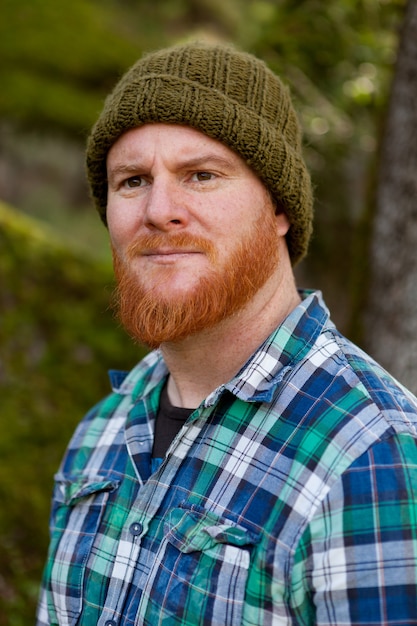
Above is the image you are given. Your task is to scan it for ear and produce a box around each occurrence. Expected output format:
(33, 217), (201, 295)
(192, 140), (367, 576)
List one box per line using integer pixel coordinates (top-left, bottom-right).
(274, 210), (291, 237)
(269, 195), (290, 237)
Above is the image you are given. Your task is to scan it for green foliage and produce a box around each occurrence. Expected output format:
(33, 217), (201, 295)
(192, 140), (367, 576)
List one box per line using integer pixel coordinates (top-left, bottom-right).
(248, 0), (403, 171)
(1, 0), (404, 139)
(0, 0), (146, 133)
(0, 202), (144, 624)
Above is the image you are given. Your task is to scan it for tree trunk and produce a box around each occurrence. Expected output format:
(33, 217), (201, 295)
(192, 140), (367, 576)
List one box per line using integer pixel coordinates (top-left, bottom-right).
(364, 0), (417, 394)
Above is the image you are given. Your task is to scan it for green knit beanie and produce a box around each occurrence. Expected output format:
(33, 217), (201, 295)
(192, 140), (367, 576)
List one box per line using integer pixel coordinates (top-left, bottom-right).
(86, 41), (313, 265)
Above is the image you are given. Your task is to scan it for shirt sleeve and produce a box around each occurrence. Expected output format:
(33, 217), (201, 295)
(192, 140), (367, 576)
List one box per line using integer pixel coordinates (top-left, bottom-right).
(290, 431), (417, 625)
(36, 587), (50, 626)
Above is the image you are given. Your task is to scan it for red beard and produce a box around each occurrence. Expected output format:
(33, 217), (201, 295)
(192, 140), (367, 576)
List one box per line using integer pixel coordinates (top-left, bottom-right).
(111, 210), (280, 349)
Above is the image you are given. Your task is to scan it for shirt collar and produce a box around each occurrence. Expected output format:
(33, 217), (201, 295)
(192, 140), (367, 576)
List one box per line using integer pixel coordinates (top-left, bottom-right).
(109, 290), (332, 406)
(108, 350), (168, 399)
(206, 289), (332, 405)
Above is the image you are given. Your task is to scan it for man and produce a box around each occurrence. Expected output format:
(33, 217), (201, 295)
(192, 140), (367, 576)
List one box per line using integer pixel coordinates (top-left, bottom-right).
(37, 42), (417, 625)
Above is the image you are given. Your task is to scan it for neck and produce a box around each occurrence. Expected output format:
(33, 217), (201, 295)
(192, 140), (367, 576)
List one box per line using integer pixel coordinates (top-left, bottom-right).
(160, 255), (300, 408)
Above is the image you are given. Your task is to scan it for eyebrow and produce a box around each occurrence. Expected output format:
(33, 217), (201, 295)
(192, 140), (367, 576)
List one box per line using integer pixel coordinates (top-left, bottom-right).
(175, 154), (237, 170)
(107, 164), (143, 183)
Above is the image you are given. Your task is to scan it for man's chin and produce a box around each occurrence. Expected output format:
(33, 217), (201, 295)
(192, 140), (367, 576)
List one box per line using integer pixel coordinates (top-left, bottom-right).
(113, 280), (219, 348)
(138, 268), (208, 298)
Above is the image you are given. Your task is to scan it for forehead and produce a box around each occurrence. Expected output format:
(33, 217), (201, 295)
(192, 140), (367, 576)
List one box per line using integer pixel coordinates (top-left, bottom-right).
(107, 123), (251, 169)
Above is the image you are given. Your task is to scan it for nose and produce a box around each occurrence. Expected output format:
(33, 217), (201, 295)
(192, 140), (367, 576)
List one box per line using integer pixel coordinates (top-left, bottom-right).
(144, 177), (188, 231)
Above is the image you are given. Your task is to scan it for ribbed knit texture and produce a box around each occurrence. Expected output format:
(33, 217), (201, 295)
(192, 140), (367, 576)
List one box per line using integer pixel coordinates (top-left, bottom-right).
(86, 42), (313, 264)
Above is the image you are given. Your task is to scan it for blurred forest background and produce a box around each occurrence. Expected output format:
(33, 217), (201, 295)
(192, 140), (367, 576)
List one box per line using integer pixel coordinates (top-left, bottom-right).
(1, 0), (417, 623)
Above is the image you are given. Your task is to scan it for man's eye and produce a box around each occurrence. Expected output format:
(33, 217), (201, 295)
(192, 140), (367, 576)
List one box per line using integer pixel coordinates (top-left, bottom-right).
(124, 176), (146, 188)
(192, 171), (214, 182)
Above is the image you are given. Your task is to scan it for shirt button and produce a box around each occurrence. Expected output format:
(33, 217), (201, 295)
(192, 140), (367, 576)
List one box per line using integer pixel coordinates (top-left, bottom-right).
(129, 521), (143, 536)
(104, 621), (117, 626)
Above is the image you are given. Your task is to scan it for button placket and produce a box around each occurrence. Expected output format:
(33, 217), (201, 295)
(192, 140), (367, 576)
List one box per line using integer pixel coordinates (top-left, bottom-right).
(99, 409), (209, 624)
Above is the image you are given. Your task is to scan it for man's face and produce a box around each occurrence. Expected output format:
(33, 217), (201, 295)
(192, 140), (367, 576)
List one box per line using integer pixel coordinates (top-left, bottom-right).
(106, 123), (290, 347)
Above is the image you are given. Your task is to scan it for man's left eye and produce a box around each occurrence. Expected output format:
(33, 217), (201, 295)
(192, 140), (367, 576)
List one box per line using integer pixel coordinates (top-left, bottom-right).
(192, 172), (214, 182)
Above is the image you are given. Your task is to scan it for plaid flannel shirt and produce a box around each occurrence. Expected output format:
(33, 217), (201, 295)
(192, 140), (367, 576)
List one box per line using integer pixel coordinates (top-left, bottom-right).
(37, 290), (417, 625)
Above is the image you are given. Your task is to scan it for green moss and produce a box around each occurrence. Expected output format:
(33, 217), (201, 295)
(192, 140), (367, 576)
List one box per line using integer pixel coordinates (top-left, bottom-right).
(0, 202), (145, 623)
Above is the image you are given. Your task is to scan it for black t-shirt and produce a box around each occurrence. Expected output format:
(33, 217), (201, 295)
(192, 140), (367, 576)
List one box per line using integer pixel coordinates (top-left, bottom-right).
(152, 381), (194, 459)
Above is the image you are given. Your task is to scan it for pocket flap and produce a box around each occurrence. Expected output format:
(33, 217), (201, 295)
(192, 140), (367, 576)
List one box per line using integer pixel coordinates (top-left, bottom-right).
(165, 506), (260, 554)
(54, 473), (119, 506)
(204, 524), (258, 547)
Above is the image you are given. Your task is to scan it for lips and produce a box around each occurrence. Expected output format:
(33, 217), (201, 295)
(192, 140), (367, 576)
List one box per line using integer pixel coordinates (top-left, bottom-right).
(141, 248), (201, 256)
(136, 248), (204, 267)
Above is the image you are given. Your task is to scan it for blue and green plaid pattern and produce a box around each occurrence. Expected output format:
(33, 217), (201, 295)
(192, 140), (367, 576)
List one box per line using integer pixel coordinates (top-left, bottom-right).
(37, 291), (417, 625)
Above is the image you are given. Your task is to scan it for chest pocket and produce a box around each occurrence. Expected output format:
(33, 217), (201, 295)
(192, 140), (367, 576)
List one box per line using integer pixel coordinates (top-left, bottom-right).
(45, 473), (119, 626)
(138, 505), (261, 626)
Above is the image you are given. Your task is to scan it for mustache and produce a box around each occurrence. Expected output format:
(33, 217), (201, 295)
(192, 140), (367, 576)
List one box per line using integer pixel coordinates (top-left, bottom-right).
(124, 233), (216, 260)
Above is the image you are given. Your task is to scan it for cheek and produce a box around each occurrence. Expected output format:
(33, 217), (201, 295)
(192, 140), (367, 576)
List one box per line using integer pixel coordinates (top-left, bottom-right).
(107, 200), (139, 247)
